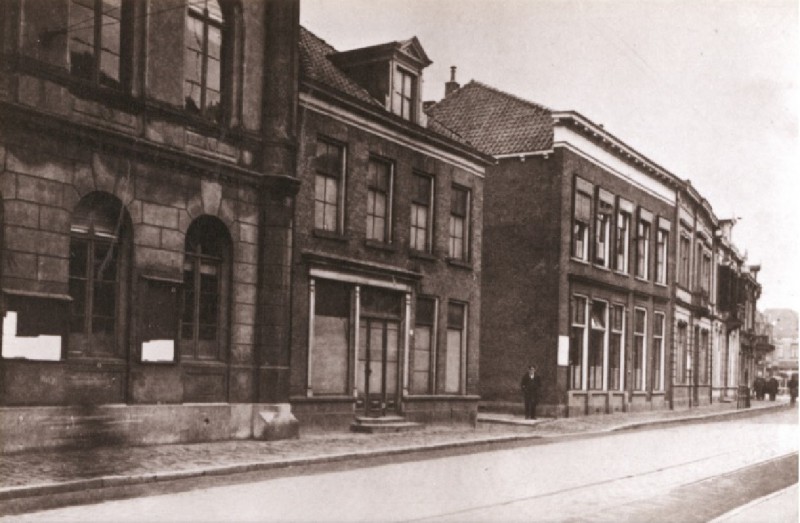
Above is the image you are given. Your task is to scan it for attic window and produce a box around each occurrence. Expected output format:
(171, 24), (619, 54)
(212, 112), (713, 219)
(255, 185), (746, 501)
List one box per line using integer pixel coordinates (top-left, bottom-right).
(392, 67), (416, 121)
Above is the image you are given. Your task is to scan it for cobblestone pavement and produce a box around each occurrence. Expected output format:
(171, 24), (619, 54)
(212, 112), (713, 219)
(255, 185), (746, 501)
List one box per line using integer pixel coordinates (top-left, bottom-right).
(0, 400), (789, 492)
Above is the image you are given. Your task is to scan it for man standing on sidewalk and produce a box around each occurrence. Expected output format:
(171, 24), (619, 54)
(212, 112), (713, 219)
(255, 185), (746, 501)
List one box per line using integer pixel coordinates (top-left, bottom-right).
(521, 365), (542, 420)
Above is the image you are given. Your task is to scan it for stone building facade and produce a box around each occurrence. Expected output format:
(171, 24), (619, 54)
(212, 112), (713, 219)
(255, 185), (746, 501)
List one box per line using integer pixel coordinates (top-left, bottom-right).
(428, 82), (681, 417)
(291, 30), (490, 430)
(0, 0), (300, 451)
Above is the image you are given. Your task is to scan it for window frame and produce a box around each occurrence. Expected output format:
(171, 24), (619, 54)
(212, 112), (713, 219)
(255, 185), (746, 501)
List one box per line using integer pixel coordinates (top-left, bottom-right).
(365, 157), (394, 244)
(569, 295), (588, 390)
(652, 312), (665, 391)
(608, 304), (625, 391)
(411, 295), (438, 395)
(391, 65), (417, 121)
(313, 137), (347, 234)
(68, 0), (132, 90)
(633, 307), (647, 391)
(572, 180), (592, 262)
(184, 0), (226, 122)
(655, 227), (668, 285)
(444, 300), (467, 394)
(635, 212), (651, 280)
(594, 190), (614, 268)
(410, 172), (434, 253)
(588, 300), (607, 390)
(615, 207), (631, 273)
(448, 185), (471, 262)
(679, 232), (692, 288)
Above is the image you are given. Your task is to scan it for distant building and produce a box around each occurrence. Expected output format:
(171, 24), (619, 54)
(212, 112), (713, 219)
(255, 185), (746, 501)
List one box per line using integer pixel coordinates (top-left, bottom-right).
(291, 30), (491, 429)
(763, 308), (799, 378)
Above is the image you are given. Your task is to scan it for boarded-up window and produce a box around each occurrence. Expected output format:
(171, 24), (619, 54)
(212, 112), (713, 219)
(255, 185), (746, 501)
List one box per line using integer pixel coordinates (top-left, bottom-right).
(312, 280), (350, 395)
(2, 295), (66, 361)
(140, 279), (179, 362)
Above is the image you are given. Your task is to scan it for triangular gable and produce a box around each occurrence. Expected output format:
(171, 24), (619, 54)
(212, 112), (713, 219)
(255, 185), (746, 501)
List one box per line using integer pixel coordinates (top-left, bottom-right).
(398, 37), (432, 67)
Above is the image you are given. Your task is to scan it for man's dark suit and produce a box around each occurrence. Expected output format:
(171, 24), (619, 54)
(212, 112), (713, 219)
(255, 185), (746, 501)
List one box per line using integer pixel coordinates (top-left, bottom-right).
(520, 371), (541, 419)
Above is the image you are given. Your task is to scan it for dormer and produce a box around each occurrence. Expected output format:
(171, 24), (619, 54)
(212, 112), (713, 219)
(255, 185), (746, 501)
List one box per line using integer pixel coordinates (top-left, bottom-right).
(329, 37), (432, 124)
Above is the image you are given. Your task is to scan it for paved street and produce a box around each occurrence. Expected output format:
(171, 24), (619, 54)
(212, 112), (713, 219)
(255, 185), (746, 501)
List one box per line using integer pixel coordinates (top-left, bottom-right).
(6, 408), (796, 523)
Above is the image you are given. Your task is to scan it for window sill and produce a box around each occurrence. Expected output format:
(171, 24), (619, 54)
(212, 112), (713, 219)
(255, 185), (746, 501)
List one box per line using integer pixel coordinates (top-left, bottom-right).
(364, 239), (397, 252)
(313, 229), (348, 242)
(613, 269), (630, 277)
(654, 281), (669, 288)
(634, 276), (650, 283)
(409, 250), (437, 262)
(445, 258), (472, 271)
(570, 257), (590, 265)
(592, 264), (612, 272)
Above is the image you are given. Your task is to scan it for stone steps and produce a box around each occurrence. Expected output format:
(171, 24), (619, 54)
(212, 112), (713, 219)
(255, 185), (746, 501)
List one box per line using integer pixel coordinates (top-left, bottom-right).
(350, 415), (424, 434)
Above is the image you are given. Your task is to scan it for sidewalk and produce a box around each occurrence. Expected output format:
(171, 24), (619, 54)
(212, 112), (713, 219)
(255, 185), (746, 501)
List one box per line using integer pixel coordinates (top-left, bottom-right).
(0, 400), (791, 512)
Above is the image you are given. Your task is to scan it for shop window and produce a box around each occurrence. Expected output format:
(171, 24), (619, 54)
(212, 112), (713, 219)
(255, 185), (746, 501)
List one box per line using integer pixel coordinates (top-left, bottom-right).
(410, 173), (433, 253)
(68, 192), (131, 357)
(185, 0), (226, 121)
(180, 216), (230, 361)
(608, 304), (624, 391)
(448, 186), (470, 261)
(311, 279), (350, 395)
(633, 308), (647, 391)
(366, 158), (393, 243)
(569, 295), (586, 390)
(314, 138), (346, 233)
(444, 302), (466, 394)
(69, 0), (132, 88)
(588, 301), (606, 390)
(411, 296), (436, 394)
(653, 312), (665, 391)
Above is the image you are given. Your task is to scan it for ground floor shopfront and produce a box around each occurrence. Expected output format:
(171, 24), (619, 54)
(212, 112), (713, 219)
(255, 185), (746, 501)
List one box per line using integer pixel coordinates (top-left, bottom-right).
(289, 256), (480, 430)
(671, 302), (713, 408)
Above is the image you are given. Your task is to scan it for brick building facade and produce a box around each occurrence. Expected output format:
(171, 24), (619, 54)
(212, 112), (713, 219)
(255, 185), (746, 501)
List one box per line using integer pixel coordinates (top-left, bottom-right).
(429, 82), (681, 417)
(0, 0), (301, 451)
(291, 30), (490, 430)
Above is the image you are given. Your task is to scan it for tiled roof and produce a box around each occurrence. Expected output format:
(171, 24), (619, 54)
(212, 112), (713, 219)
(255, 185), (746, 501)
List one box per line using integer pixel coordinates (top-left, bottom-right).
(426, 81), (554, 156)
(299, 27), (381, 106)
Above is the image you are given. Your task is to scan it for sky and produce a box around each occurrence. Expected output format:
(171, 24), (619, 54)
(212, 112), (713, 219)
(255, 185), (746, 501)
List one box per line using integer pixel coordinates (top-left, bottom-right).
(301, 0), (799, 311)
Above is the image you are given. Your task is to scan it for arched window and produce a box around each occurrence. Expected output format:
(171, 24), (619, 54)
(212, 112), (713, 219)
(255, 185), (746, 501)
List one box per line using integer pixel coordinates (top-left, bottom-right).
(69, 192), (131, 356)
(184, 0), (225, 122)
(69, 0), (132, 88)
(181, 216), (230, 360)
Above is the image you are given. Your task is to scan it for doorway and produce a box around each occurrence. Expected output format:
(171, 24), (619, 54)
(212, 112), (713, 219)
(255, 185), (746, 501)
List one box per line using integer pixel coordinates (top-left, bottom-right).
(357, 318), (400, 416)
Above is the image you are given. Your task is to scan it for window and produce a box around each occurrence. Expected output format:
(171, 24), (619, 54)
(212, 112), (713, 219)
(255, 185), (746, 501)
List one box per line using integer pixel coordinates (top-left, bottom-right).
(635, 214), (651, 279)
(412, 297), (436, 394)
(68, 192), (131, 356)
(656, 229), (668, 284)
(311, 279), (350, 395)
(448, 186), (470, 261)
(392, 67), (416, 121)
(444, 302), (466, 394)
(314, 139), (346, 233)
(616, 209), (631, 272)
(698, 329), (709, 385)
(694, 242), (704, 290)
(572, 182), (592, 261)
(679, 234), (691, 287)
(588, 301), (606, 390)
(366, 158), (393, 243)
(569, 296), (587, 390)
(181, 216), (230, 360)
(185, 0), (224, 121)
(608, 305), (624, 391)
(410, 174), (433, 252)
(633, 308), (646, 391)
(678, 322), (689, 383)
(653, 312), (665, 391)
(69, 0), (130, 87)
(701, 251), (712, 293)
(594, 191), (613, 267)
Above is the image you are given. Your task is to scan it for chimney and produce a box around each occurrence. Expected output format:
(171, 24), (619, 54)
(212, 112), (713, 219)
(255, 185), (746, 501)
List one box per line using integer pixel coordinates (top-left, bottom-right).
(445, 66), (460, 97)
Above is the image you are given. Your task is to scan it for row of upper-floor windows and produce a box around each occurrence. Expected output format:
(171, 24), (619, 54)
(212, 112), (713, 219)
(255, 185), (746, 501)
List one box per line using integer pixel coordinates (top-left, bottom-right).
(571, 177), (670, 285)
(678, 229), (713, 293)
(314, 137), (472, 263)
(64, 0), (228, 122)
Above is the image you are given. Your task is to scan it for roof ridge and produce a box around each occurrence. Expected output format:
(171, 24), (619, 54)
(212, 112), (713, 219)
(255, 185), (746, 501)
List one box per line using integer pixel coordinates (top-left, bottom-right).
(467, 80), (552, 113)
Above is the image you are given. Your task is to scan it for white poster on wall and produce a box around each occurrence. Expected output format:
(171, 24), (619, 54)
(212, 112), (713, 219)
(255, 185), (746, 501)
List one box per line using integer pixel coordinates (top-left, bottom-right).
(557, 335), (570, 366)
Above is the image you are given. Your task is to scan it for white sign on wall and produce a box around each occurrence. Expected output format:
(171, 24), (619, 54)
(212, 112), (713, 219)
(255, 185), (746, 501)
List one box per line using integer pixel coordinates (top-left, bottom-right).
(557, 335), (570, 366)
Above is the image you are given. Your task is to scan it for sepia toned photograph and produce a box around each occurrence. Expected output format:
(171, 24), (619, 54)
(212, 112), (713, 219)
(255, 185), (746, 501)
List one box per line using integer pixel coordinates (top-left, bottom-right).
(0, 0), (797, 521)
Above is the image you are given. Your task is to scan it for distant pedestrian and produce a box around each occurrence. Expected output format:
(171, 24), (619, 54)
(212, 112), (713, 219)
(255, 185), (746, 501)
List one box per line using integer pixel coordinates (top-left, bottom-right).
(520, 365), (541, 420)
(767, 376), (779, 401)
(753, 376), (766, 401)
(789, 374), (798, 406)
